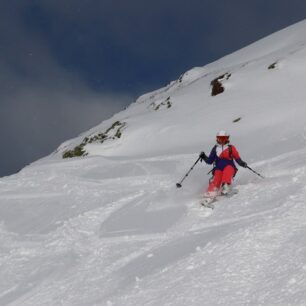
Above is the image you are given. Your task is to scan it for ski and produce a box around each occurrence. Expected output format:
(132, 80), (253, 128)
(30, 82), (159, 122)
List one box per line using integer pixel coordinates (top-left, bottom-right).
(200, 197), (217, 209)
(200, 188), (239, 209)
(201, 201), (215, 209)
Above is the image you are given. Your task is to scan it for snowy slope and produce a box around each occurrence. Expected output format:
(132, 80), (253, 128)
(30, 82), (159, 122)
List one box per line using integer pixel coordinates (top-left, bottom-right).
(1, 20), (306, 306)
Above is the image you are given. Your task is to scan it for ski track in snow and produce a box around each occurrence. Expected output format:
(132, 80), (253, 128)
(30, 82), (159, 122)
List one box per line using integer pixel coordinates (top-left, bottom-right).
(0, 149), (306, 305)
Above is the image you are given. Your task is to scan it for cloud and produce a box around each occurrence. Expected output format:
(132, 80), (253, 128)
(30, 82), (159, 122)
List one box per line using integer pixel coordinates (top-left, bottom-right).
(199, 1), (306, 59)
(0, 86), (131, 176)
(30, 0), (306, 76)
(0, 1), (132, 176)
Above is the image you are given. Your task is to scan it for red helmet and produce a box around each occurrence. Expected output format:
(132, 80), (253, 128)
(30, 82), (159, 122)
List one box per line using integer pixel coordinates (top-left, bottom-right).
(216, 130), (230, 144)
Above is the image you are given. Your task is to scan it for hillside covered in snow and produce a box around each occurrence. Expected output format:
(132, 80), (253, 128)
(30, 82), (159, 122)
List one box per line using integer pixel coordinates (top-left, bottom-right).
(1, 20), (306, 305)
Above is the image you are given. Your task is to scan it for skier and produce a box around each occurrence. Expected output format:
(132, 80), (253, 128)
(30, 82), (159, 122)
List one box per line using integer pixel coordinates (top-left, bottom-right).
(199, 131), (247, 203)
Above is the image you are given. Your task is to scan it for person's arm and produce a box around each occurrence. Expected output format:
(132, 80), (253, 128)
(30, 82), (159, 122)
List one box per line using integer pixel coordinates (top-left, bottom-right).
(199, 146), (216, 165)
(232, 145), (247, 168)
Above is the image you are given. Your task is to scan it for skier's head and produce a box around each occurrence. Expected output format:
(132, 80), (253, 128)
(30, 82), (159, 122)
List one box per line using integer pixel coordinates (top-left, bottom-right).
(216, 130), (230, 145)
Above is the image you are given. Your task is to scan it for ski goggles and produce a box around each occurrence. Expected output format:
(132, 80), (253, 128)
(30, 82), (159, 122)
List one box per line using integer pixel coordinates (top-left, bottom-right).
(216, 136), (229, 143)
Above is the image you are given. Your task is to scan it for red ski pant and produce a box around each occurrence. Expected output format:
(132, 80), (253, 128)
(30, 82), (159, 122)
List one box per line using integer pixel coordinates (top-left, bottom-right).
(207, 165), (235, 193)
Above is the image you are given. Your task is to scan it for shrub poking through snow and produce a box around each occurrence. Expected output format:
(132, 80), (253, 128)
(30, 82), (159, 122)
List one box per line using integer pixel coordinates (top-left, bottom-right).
(63, 144), (87, 158)
(150, 97), (172, 111)
(268, 62), (278, 70)
(63, 121), (126, 158)
(210, 73), (231, 96)
(233, 117), (242, 123)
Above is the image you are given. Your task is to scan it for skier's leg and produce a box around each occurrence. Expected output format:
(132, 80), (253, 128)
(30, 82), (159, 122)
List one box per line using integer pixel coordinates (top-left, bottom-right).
(221, 165), (235, 194)
(222, 165), (235, 184)
(205, 170), (223, 197)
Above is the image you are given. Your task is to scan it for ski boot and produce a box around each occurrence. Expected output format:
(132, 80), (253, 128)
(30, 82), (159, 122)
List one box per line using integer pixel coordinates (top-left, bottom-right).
(221, 183), (232, 196)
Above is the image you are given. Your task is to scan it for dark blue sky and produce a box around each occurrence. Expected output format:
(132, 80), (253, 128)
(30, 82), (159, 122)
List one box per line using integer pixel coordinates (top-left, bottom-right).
(1, 0), (306, 177)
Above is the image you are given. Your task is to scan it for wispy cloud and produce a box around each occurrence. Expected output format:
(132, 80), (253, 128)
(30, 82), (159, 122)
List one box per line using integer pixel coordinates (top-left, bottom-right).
(1, 84), (131, 176)
(0, 1), (132, 176)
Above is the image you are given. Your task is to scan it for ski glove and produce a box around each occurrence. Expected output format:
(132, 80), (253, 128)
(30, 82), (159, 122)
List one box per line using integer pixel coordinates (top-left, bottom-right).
(239, 160), (248, 168)
(199, 152), (208, 162)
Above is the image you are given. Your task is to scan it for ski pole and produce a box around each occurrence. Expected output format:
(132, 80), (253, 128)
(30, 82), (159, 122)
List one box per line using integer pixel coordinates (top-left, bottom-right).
(176, 157), (201, 188)
(247, 166), (264, 179)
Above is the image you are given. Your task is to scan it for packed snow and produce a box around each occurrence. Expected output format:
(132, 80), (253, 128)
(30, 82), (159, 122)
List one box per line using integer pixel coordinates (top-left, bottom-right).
(1, 20), (306, 305)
